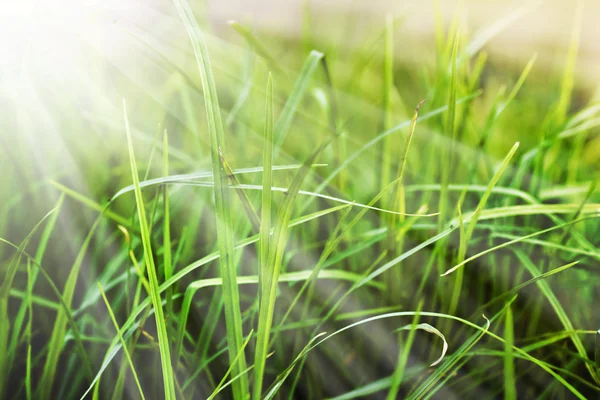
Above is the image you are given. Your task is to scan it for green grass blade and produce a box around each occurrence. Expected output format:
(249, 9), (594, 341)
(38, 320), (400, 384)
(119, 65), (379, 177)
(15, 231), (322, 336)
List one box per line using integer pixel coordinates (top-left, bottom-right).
(387, 301), (423, 399)
(97, 282), (146, 400)
(172, 0), (250, 397)
(253, 137), (332, 399)
(229, 20), (283, 73)
(123, 101), (176, 400)
(504, 305), (516, 400)
(163, 129), (174, 327)
(514, 249), (600, 384)
(220, 150), (261, 232)
(208, 329), (255, 400)
(274, 50), (324, 148)
(438, 28), (459, 231)
(259, 73), (274, 307)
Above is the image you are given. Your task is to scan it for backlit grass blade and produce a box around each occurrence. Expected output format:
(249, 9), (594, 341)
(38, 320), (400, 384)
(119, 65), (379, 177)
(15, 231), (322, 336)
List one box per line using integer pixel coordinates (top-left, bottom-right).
(123, 101), (176, 400)
(555, 0), (584, 126)
(274, 50), (324, 148)
(111, 164), (325, 201)
(172, 0), (250, 397)
(229, 20), (283, 74)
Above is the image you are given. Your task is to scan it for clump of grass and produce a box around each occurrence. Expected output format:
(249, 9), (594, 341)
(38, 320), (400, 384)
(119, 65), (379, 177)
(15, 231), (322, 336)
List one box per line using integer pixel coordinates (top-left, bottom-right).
(2, 0), (600, 399)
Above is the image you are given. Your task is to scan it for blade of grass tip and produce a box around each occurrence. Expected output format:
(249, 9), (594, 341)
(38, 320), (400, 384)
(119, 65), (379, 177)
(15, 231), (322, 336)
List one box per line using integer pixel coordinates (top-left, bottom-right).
(555, 0), (584, 127)
(274, 50), (324, 150)
(260, 73), (274, 307)
(317, 55), (345, 189)
(465, 0), (541, 57)
(172, 1), (249, 397)
(229, 20), (283, 74)
(208, 329), (254, 400)
(498, 53), (537, 116)
(438, 29), (459, 232)
(97, 282), (146, 400)
(380, 13), (395, 217)
(253, 136), (332, 399)
(390, 99), (426, 249)
(504, 304), (516, 400)
(226, 48), (256, 129)
(387, 300), (424, 400)
(514, 249), (600, 384)
(123, 101), (176, 400)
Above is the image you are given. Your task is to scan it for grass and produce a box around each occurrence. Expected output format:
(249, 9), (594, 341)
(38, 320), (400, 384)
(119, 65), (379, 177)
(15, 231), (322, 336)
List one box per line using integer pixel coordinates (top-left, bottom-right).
(2, 0), (600, 398)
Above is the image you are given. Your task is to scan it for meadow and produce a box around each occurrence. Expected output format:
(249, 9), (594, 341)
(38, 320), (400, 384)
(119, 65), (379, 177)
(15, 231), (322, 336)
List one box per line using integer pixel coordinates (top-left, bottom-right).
(1, 0), (600, 399)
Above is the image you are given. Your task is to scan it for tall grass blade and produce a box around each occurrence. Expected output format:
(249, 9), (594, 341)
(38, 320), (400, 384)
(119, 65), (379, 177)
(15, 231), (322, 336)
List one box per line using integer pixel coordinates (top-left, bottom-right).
(253, 137), (332, 399)
(123, 101), (176, 399)
(172, 0), (250, 397)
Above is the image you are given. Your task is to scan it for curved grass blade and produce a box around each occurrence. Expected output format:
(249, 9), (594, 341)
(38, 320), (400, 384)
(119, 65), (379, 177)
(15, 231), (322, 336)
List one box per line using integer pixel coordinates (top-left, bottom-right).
(97, 283), (146, 400)
(110, 164), (326, 201)
(387, 301), (423, 400)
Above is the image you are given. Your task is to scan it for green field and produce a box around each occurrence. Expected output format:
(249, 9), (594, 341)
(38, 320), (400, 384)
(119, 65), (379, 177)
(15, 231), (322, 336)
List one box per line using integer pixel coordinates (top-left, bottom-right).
(1, 0), (600, 399)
